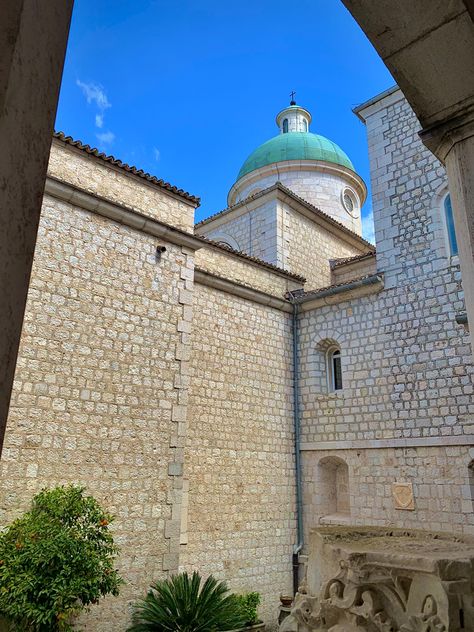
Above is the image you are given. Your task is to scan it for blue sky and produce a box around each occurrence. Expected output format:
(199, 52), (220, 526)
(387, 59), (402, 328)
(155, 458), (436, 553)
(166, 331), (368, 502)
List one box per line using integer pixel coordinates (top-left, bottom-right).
(56, 0), (394, 242)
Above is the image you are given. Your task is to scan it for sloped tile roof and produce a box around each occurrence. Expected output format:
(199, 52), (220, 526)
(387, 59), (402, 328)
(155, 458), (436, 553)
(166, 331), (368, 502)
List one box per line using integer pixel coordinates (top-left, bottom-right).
(53, 132), (200, 206)
(331, 251), (376, 268)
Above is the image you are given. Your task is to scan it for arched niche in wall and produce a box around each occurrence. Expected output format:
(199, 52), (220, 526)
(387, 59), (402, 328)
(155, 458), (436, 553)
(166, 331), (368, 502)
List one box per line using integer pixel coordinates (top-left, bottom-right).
(317, 455), (350, 520)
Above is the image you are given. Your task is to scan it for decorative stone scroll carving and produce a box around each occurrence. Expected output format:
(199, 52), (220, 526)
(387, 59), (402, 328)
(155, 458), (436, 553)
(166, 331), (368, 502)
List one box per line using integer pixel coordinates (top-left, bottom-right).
(280, 527), (474, 632)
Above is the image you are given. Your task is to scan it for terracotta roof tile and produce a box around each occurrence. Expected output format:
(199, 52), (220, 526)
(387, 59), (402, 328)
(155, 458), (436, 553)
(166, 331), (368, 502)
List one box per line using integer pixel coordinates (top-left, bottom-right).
(291, 273), (382, 301)
(331, 251), (376, 268)
(53, 132), (200, 206)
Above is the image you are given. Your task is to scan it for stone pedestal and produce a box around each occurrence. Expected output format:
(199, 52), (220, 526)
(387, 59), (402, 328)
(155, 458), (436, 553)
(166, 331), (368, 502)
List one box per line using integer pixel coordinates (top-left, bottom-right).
(281, 526), (474, 631)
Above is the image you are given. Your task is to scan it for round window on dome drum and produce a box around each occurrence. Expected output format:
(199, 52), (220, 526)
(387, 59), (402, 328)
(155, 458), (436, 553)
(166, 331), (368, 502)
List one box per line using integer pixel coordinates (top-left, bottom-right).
(342, 188), (358, 217)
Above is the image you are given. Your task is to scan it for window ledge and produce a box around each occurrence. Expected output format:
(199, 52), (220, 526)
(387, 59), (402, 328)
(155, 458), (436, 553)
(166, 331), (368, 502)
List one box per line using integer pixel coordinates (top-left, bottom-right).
(313, 391), (346, 401)
(319, 513), (352, 526)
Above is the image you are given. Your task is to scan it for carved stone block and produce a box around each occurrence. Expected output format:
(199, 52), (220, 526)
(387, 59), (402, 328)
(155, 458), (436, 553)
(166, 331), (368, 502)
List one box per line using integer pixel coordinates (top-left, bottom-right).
(281, 526), (474, 632)
(392, 481), (415, 510)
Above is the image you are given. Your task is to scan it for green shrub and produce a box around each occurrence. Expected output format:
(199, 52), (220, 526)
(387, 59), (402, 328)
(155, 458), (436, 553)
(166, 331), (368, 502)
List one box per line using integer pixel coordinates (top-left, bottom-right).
(235, 592), (261, 626)
(0, 485), (123, 631)
(127, 571), (245, 632)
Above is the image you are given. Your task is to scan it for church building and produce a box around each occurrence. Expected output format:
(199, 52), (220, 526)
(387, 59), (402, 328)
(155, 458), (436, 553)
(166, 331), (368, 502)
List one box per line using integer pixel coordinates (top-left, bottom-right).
(0, 86), (472, 630)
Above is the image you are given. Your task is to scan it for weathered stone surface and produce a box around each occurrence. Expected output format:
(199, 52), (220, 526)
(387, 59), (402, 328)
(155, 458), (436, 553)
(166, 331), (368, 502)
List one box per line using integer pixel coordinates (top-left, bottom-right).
(282, 526), (474, 631)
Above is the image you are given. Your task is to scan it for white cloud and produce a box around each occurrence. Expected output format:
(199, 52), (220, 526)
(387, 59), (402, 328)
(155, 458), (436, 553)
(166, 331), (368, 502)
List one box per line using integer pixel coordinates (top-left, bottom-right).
(153, 147), (161, 162)
(76, 80), (111, 111)
(96, 131), (115, 144)
(361, 206), (376, 244)
(77, 80), (113, 139)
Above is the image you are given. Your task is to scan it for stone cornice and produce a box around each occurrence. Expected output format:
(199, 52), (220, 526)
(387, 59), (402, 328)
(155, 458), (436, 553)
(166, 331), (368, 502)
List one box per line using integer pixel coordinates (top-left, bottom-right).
(419, 100), (474, 162)
(45, 177), (205, 251)
(295, 274), (384, 312)
(45, 178), (304, 282)
(228, 158), (367, 207)
(353, 85), (403, 122)
(196, 182), (373, 253)
(194, 268), (293, 313)
(301, 434), (474, 451)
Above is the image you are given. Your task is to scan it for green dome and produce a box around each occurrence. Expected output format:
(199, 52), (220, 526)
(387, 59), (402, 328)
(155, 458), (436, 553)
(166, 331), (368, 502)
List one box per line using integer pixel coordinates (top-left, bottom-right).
(237, 132), (354, 180)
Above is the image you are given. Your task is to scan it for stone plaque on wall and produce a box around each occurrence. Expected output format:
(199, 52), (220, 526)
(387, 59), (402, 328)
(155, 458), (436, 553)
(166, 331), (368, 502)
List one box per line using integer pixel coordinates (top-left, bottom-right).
(392, 481), (415, 510)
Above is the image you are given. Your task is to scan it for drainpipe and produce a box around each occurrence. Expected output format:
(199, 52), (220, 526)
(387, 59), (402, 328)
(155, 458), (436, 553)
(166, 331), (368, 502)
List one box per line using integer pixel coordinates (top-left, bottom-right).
(288, 292), (304, 597)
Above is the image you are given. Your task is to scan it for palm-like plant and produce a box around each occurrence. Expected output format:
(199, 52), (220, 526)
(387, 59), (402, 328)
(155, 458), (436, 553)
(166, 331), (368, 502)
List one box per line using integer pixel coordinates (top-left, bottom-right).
(127, 571), (246, 632)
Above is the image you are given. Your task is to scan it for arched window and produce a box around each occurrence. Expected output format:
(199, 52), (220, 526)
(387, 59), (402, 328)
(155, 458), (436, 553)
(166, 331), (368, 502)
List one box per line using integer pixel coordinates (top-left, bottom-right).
(327, 347), (342, 391)
(283, 118), (288, 134)
(303, 119), (308, 132)
(444, 193), (458, 256)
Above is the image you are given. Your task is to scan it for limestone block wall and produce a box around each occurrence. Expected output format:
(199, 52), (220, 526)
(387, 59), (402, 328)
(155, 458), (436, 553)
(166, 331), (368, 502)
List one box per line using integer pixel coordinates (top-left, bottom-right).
(232, 166), (363, 235)
(278, 200), (365, 289)
(198, 195), (367, 292)
(0, 192), (194, 630)
(299, 269), (472, 446)
(182, 283), (296, 626)
(201, 199), (279, 264)
(48, 139), (197, 232)
(363, 90), (452, 287)
(195, 246), (302, 297)
(298, 91), (474, 537)
(302, 445), (474, 534)
(331, 255), (376, 284)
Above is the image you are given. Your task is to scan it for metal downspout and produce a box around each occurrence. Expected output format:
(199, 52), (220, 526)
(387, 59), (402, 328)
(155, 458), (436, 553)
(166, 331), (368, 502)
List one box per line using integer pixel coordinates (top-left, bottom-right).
(289, 295), (303, 596)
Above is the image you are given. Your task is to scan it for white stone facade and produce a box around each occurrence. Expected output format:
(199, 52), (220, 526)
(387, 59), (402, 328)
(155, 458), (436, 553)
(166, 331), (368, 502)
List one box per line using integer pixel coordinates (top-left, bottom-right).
(0, 89), (471, 631)
(228, 164), (364, 235)
(299, 89), (473, 537)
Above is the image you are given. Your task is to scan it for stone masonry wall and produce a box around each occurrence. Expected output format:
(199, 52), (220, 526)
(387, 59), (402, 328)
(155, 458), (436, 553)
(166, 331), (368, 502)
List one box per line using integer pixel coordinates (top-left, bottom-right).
(233, 167), (363, 235)
(195, 246), (302, 297)
(279, 200), (365, 290)
(302, 444), (474, 536)
(182, 283), (296, 627)
(198, 195), (367, 292)
(298, 92), (474, 537)
(201, 198), (279, 264)
(0, 190), (194, 630)
(331, 256), (376, 284)
(49, 140), (196, 232)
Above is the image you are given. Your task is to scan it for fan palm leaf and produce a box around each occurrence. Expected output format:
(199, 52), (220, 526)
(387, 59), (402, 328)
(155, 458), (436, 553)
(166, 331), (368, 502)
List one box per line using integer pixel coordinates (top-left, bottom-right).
(127, 571), (245, 632)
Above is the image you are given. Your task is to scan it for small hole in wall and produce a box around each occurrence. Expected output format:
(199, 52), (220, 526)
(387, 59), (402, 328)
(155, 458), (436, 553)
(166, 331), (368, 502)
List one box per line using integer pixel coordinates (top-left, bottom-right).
(155, 245), (167, 263)
(459, 608), (464, 628)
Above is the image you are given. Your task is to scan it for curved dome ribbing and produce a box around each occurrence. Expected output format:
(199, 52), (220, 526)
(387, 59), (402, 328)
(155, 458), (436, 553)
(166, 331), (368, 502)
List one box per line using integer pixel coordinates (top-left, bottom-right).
(237, 132), (354, 180)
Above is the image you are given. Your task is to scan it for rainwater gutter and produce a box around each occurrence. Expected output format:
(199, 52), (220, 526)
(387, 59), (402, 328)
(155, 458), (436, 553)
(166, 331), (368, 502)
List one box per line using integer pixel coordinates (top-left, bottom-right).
(287, 290), (304, 597)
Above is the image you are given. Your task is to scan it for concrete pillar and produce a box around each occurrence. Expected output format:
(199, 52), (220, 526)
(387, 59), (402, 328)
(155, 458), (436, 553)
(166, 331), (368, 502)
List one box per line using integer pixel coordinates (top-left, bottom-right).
(0, 1), (73, 454)
(421, 113), (474, 349)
